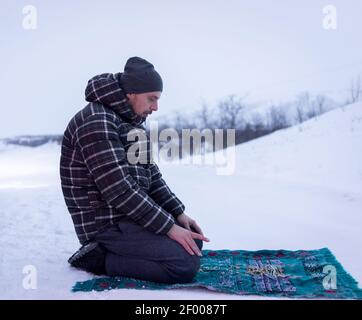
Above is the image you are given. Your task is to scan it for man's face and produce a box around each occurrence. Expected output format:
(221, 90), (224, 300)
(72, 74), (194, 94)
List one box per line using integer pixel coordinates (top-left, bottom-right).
(126, 91), (161, 118)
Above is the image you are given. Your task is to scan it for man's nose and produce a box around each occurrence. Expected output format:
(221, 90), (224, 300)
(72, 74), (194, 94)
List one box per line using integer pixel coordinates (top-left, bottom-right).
(150, 103), (158, 112)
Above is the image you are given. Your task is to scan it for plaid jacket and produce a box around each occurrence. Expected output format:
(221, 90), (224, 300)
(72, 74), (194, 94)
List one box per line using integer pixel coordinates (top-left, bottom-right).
(60, 73), (185, 244)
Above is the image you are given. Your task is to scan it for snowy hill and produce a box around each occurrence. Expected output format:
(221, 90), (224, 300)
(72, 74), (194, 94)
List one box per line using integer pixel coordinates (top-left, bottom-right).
(234, 102), (362, 192)
(0, 103), (361, 299)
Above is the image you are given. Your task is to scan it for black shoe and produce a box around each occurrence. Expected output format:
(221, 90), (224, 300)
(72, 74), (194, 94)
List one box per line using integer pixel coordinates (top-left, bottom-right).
(68, 242), (106, 275)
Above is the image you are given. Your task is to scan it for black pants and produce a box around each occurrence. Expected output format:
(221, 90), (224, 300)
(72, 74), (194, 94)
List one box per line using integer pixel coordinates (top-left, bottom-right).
(95, 216), (203, 284)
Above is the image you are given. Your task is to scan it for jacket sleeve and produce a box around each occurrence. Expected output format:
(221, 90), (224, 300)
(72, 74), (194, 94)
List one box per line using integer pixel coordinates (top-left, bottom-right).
(148, 162), (185, 219)
(74, 113), (175, 235)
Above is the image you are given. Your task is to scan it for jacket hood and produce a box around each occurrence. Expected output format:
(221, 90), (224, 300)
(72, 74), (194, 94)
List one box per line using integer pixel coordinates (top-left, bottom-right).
(85, 72), (145, 126)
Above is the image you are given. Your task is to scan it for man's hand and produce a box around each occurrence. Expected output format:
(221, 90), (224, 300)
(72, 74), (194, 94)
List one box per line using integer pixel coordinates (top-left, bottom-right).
(167, 224), (210, 256)
(176, 213), (205, 236)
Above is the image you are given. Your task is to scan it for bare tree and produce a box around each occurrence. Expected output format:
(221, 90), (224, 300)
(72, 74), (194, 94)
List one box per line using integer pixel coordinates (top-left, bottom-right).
(196, 103), (215, 129)
(217, 95), (246, 129)
(250, 112), (266, 136)
(295, 91), (311, 123)
(173, 111), (194, 131)
(314, 94), (326, 116)
(306, 106), (318, 119)
(349, 75), (362, 104)
(295, 106), (305, 124)
(267, 105), (289, 131)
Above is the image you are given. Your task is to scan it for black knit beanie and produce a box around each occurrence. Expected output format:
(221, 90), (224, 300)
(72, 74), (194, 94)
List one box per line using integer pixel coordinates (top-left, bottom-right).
(120, 57), (163, 94)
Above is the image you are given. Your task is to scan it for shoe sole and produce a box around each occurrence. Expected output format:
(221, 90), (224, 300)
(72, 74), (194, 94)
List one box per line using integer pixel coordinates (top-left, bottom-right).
(68, 242), (99, 264)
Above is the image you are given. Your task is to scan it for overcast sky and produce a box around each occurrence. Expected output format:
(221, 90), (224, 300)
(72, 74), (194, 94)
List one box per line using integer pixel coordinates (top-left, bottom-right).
(1, 0), (362, 138)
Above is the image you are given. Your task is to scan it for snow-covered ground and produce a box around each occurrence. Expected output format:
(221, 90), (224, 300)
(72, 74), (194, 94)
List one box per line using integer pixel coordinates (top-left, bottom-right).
(1, 102), (361, 299)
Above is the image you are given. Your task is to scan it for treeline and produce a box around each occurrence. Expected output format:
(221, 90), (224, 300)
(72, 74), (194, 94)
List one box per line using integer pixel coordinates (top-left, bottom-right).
(147, 91), (341, 158)
(150, 74), (362, 156)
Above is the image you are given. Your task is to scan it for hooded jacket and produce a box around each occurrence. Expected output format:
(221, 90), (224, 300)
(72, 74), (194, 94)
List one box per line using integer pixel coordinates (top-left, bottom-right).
(60, 73), (185, 244)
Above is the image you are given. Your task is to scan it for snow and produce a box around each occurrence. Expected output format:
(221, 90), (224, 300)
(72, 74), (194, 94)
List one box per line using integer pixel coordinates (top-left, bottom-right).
(1, 102), (362, 299)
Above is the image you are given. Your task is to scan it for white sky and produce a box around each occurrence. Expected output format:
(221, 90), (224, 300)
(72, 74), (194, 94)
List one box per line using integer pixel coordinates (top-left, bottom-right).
(1, 0), (362, 138)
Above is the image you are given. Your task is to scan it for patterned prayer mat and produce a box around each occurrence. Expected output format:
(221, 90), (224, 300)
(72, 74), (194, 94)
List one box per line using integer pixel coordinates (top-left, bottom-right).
(72, 248), (362, 299)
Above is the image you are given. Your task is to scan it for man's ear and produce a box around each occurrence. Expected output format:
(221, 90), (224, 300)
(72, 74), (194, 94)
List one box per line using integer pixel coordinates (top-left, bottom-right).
(126, 93), (134, 102)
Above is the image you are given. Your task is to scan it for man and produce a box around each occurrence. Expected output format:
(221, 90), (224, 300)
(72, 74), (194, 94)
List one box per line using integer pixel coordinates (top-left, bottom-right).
(60, 57), (209, 284)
